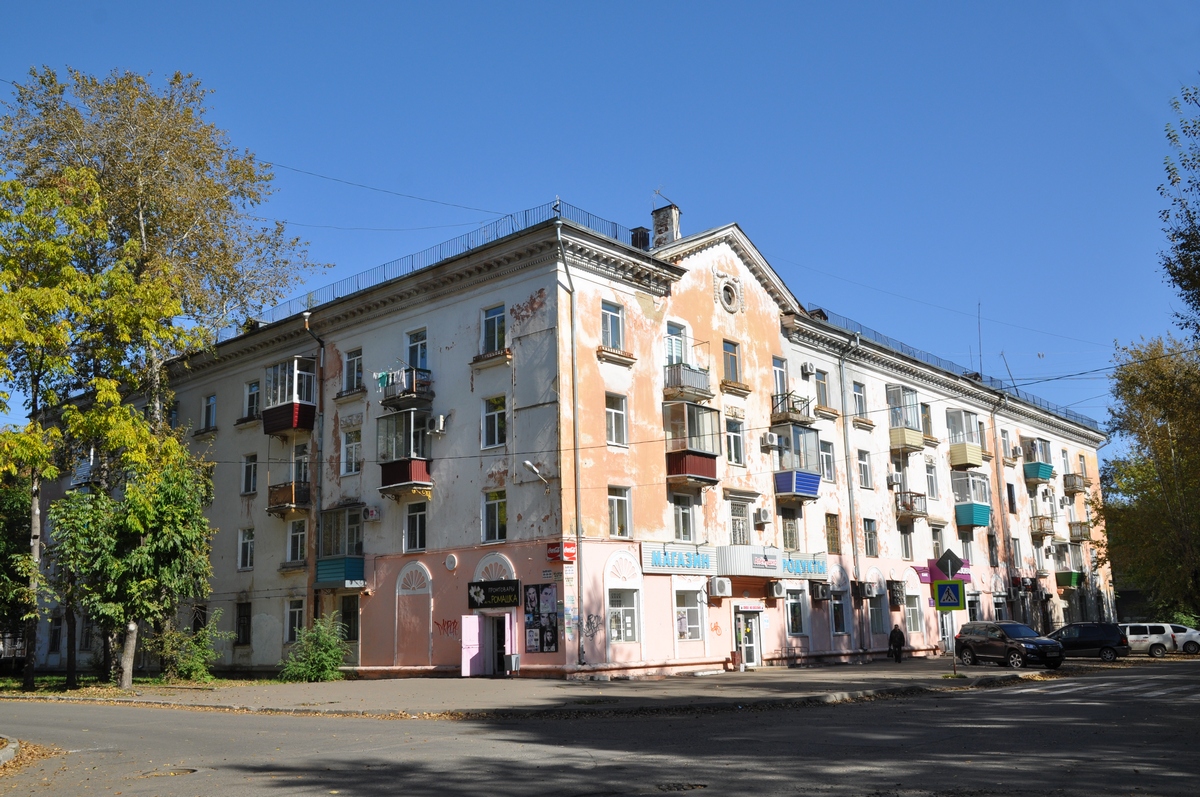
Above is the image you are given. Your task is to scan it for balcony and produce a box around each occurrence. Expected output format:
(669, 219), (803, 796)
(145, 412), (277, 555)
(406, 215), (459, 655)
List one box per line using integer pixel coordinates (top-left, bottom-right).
(667, 451), (719, 486)
(262, 402), (316, 435)
(1035, 567), (1050, 578)
(1024, 461), (1055, 485)
(1069, 521), (1091, 542)
(895, 491), (928, 520)
(266, 481), (311, 517)
(774, 469), (821, 502)
(381, 368), (434, 410)
(379, 458), (433, 500)
(949, 441), (983, 470)
(1063, 473), (1092, 495)
(955, 502), (992, 528)
(314, 556), (365, 590)
(663, 362), (713, 401)
(889, 426), (924, 454)
(770, 392), (815, 426)
(1056, 570), (1084, 589)
(1029, 515), (1055, 539)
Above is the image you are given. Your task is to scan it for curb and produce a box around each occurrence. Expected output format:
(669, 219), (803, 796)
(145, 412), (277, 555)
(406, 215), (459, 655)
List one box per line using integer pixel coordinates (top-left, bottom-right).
(0, 734), (19, 766)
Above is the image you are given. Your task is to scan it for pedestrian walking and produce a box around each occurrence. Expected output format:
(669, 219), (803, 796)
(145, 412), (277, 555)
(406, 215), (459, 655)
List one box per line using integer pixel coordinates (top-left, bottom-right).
(888, 624), (905, 663)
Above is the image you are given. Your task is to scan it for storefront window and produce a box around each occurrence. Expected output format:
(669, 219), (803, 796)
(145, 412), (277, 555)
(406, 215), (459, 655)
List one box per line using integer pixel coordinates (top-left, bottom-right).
(675, 591), (701, 640)
(609, 589), (639, 642)
(832, 592), (849, 634)
(786, 590), (805, 635)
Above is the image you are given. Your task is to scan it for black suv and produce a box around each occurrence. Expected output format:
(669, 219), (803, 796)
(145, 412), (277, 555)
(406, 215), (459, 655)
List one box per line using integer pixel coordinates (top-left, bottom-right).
(955, 621), (1064, 669)
(1047, 622), (1130, 662)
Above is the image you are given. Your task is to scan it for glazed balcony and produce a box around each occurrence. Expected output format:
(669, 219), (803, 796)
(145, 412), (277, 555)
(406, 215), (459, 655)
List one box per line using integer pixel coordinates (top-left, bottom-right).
(663, 362), (714, 401)
(895, 491), (928, 520)
(266, 480), (311, 518)
(378, 458), (433, 500)
(770, 392), (815, 426)
(314, 555), (365, 590)
(1024, 461), (1055, 485)
(1069, 521), (1091, 542)
(774, 469), (821, 502)
(380, 367), (434, 410)
(664, 402), (720, 486)
(262, 357), (317, 435)
(1030, 515), (1055, 539)
(951, 471), (991, 527)
(1063, 473), (1092, 495)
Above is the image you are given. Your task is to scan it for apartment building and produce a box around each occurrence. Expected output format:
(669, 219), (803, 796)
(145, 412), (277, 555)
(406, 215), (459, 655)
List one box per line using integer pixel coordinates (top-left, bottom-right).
(31, 201), (1111, 677)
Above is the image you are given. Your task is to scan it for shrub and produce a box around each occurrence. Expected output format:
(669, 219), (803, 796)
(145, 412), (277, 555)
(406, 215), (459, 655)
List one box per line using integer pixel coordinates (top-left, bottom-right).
(149, 609), (232, 682)
(278, 613), (349, 682)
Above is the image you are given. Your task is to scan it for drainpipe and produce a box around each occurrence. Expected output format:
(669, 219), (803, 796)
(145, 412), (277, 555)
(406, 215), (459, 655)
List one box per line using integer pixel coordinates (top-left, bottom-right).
(556, 220), (586, 668)
(989, 396), (1017, 621)
(302, 312), (326, 624)
(837, 333), (866, 655)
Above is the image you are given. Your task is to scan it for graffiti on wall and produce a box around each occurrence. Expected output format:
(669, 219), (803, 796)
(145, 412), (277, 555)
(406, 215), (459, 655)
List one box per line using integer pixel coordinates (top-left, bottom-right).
(434, 618), (460, 639)
(583, 614), (604, 639)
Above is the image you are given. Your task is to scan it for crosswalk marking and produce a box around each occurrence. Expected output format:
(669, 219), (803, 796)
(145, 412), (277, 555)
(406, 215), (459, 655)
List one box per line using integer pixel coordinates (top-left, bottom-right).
(1001, 676), (1198, 701)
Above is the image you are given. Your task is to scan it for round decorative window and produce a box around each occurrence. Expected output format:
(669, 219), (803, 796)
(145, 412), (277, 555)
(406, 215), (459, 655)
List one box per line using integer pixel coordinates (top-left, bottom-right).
(719, 280), (740, 313)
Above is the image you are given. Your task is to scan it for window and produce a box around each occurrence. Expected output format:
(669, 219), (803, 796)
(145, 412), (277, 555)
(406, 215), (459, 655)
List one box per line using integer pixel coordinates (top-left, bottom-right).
(1078, 454), (1087, 478)
(931, 525), (944, 559)
(321, 508), (363, 557)
(945, 408), (980, 444)
(238, 528), (255, 570)
(819, 441), (835, 482)
(951, 471), (991, 505)
(786, 589), (806, 635)
(886, 385), (920, 430)
(344, 348), (363, 392)
(202, 394), (217, 430)
(869, 594), (886, 635)
(863, 519), (878, 557)
(292, 442), (310, 484)
(852, 382), (866, 418)
(920, 403), (933, 437)
(408, 329), (428, 370)
(241, 454), (258, 494)
(722, 341), (741, 382)
(1011, 538), (1022, 566)
(609, 589), (639, 642)
(781, 508), (799, 550)
(900, 524), (914, 560)
(663, 402), (721, 455)
(264, 358), (316, 408)
(778, 424), (820, 473)
(484, 490), (507, 542)
(406, 502), (427, 551)
(832, 592), (849, 634)
(285, 599), (304, 644)
(959, 531), (973, 564)
(340, 594), (359, 642)
(482, 305), (506, 353)
(675, 591), (701, 640)
(825, 513), (841, 554)
(857, 450), (872, 488)
(235, 602), (252, 646)
(730, 501), (750, 545)
(608, 487), (630, 538)
(725, 419), (744, 465)
(967, 596), (981, 622)
(815, 370), (830, 407)
(773, 357), (788, 396)
(244, 381), (260, 419)
(601, 301), (624, 350)
(47, 615), (62, 654)
(925, 462), (938, 500)
(342, 429), (362, 474)
(1000, 429), (1012, 458)
(281, 519), (305, 563)
(483, 396), (506, 448)
(988, 532), (999, 567)
(673, 494), (694, 542)
(978, 421), (989, 452)
(665, 322), (686, 365)
(378, 410), (428, 462)
(904, 594), (922, 634)
(1025, 437), (1052, 464)
(605, 394), (628, 446)
(1007, 483), (1017, 513)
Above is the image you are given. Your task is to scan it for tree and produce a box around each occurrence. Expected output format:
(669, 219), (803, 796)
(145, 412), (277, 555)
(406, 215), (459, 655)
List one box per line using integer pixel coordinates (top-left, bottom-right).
(1097, 337), (1200, 617)
(0, 473), (30, 640)
(1161, 85), (1200, 334)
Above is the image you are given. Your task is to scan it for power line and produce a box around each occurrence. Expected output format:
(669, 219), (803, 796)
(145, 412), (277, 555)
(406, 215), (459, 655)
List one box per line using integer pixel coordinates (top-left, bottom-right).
(261, 162), (503, 216)
(245, 214), (488, 233)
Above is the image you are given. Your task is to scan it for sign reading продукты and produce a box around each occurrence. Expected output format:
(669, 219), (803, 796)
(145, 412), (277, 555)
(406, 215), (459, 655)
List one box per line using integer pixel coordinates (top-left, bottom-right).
(936, 550), (963, 580)
(467, 579), (521, 609)
(933, 579), (965, 611)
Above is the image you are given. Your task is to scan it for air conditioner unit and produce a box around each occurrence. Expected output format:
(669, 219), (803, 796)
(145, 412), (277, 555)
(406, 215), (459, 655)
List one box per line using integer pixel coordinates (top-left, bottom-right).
(362, 506), (382, 522)
(1059, 496), (1068, 508)
(863, 583), (880, 598)
(708, 576), (733, 598)
(799, 361), (816, 378)
(886, 473), (903, 489)
(753, 508), (772, 525)
(760, 432), (781, 450)
(766, 580), (786, 599)
(810, 582), (832, 601)
(426, 414), (446, 434)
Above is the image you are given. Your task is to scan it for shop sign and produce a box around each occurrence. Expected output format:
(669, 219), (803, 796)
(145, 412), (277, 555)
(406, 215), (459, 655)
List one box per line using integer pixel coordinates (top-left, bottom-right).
(733, 600), (764, 613)
(641, 543), (718, 575)
(467, 579), (521, 609)
(546, 540), (577, 562)
(753, 553), (778, 569)
(781, 553), (828, 578)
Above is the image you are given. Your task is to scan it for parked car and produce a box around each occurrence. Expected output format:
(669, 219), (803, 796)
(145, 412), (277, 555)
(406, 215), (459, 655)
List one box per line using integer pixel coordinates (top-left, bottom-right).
(955, 621), (1064, 669)
(1168, 624), (1200, 655)
(1120, 624), (1177, 658)
(1047, 622), (1130, 662)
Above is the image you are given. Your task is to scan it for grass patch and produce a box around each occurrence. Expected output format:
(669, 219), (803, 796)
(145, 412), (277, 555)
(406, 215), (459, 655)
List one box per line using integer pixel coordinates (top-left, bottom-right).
(941, 673), (968, 679)
(0, 673), (274, 695)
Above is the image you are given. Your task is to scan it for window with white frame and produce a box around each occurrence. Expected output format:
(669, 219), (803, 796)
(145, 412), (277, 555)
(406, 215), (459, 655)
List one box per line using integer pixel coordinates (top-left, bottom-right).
(482, 305), (506, 354)
(291, 442), (310, 484)
(815, 370), (829, 407)
(244, 381), (260, 419)
(863, 518), (878, 556)
(886, 385), (920, 430)
(287, 519), (306, 562)
(725, 419), (744, 465)
(1061, 448), (1071, 475)
(406, 502), (427, 551)
(483, 396), (506, 448)
(1024, 437), (1052, 464)
(241, 454), (257, 494)
(1078, 454), (1087, 478)
(320, 508), (363, 557)
(781, 507), (799, 550)
(786, 589), (806, 635)
(852, 382), (866, 418)
(264, 358), (316, 408)
(673, 494), (694, 542)
(377, 411), (428, 462)
(408, 329), (428, 370)
(832, 591), (849, 634)
(344, 348), (363, 392)
(900, 524), (913, 560)
(773, 357), (788, 396)
(925, 462), (938, 499)
(904, 594), (922, 634)
(601, 301), (624, 351)
(946, 408), (980, 444)
(1011, 538), (1022, 565)
(665, 322), (686, 365)
(857, 450), (872, 488)
(1000, 429), (1012, 458)
(285, 598), (304, 644)
(484, 490), (507, 542)
(663, 402), (721, 456)
(722, 340), (741, 383)
(819, 441), (835, 482)
(931, 525), (944, 559)
(959, 531), (973, 564)
(608, 589), (639, 642)
(202, 394), (217, 430)
(730, 501), (750, 545)
(605, 394), (627, 446)
(675, 590), (701, 640)
(342, 429), (362, 475)
(920, 403), (933, 436)
(238, 528), (254, 570)
(608, 487), (630, 538)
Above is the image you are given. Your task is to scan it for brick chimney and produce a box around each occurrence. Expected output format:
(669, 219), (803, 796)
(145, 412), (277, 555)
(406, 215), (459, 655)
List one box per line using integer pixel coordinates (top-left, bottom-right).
(651, 204), (681, 248)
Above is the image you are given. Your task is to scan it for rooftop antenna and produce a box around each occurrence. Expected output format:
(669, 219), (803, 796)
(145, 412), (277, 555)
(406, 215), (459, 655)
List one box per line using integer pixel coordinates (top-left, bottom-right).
(1000, 351), (1018, 391)
(977, 302), (983, 377)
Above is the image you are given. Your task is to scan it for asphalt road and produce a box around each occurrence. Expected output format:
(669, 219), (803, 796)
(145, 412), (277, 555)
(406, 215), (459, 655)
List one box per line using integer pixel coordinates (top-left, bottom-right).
(3, 663), (1198, 797)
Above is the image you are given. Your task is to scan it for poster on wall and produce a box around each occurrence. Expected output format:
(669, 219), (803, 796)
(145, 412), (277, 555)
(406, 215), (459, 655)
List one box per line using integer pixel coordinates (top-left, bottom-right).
(524, 583), (559, 653)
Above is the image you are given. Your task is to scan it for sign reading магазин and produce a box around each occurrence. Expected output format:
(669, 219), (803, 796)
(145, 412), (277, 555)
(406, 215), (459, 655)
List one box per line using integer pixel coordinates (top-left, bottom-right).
(467, 579), (521, 609)
(641, 544), (718, 575)
(780, 553), (829, 579)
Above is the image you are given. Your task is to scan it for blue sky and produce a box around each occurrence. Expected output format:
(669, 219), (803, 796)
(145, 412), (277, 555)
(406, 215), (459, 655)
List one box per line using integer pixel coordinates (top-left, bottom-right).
(4, 1), (1200, 442)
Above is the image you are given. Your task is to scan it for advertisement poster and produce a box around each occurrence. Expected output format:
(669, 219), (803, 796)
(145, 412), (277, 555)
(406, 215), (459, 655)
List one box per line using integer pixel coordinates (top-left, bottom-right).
(524, 583), (559, 653)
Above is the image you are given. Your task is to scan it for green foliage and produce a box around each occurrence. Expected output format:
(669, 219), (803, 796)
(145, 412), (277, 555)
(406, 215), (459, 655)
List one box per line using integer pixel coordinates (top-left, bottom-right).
(0, 474), (30, 630)
(278, 614), (350, 683)
(1161, 85), (1200, 334)
(147, 609), (232, 683)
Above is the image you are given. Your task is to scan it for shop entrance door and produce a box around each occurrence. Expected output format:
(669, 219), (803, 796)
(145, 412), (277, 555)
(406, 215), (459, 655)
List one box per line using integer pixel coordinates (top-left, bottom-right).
(735, 612), (760, 667)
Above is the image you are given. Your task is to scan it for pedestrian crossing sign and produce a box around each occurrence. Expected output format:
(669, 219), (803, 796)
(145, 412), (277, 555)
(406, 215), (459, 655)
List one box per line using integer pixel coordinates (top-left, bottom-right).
(932, 580), (965, 611)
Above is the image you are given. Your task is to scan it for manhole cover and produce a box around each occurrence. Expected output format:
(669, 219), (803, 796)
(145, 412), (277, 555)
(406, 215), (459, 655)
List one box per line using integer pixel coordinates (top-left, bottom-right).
(140, 768), (197, 778)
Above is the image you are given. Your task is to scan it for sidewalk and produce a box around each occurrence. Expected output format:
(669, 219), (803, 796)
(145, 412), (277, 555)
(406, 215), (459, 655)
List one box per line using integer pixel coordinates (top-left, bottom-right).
(0, 656), (1057, 719)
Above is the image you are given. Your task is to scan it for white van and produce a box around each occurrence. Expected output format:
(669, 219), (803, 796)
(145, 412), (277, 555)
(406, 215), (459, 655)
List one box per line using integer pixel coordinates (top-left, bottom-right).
(1120, 624), (1176, 658)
